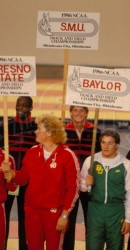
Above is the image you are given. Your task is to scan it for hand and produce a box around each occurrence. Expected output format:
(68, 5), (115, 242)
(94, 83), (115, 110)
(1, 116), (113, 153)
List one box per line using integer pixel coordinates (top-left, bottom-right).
(4, 171), (15, 183)
(56, 216), (69, 233)
(86, 175), (94, 187)
(0, 160), (15, 182)
(0, 160), (11, 173)
(121, 221), (130, 234)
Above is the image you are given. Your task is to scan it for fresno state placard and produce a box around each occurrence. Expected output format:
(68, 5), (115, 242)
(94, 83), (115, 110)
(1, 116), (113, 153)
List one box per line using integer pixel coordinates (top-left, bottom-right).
(36, 11), (100, 50)
(65, 65), (130, 111)
(0, 56), (36, 96)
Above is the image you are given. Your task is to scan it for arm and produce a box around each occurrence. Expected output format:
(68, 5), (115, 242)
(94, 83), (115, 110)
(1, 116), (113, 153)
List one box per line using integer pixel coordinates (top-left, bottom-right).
(86, 175), (94, 187)
(1, 160), (14, 182)
(62, 148), (80, 212)
(56, 148), (80, 232)
(56, 210), (69, 232)
(121, 221), (130, 235)
(5, 156), (17, 191)
(80, 156), (93, 192)
(1, 154), (29, 186)
(121, 160), (130, 234)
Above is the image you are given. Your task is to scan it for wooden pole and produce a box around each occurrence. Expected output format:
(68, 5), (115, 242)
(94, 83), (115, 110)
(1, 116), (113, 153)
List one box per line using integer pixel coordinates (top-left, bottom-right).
(61, 49), (69, 122)
(89, 108), (99, 175)
(3, 96), (9, 161)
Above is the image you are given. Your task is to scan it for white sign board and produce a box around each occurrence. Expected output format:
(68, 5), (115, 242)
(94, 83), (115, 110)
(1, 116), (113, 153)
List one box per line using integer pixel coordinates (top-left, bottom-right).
(36, 11), (100, 50)
(66, 65), (130, 111)
(0, 56), (36, 96)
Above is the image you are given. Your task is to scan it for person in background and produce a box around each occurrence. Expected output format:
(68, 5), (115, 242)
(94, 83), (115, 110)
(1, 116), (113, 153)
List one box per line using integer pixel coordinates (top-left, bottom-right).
(81, 128), (130, 250)
(0, 149), (16, 250)
(63, 105), (101, 250)
(1, 114), (80, 250)
(0, 96), (37, 250)
(126, 150), (130, 250)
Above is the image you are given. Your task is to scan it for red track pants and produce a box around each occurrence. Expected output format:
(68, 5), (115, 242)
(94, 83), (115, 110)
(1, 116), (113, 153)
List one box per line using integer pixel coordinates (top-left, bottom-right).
(0, 204), (5, 250)
(25, 205), (65, 250)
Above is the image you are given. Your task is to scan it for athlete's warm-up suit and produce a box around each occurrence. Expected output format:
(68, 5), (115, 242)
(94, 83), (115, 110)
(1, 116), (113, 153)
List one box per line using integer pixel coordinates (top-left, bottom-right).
(0, 115), (37, 250)
(11, 144), (80, 250)
(63, 120), (101, 250)
(0, 149), (16, 250)
(81, 152), (130, 250)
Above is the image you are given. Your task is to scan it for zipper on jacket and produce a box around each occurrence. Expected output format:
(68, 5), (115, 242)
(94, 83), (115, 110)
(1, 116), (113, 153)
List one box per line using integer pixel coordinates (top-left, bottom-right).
(18, 123), (23, 170)
(104, 166), (109, 204)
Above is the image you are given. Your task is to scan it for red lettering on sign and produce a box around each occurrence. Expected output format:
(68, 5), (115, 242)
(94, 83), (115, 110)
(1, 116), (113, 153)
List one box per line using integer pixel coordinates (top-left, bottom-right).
(0, 64), (31, 74)
(61, 22), (85, 32)
(82, 79), (122, 91)
(83, 79), (89, 87)
(115, 82), (121, 91)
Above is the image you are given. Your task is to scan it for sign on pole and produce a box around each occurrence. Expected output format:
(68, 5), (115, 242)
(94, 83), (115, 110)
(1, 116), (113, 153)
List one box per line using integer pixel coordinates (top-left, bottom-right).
(3, 96), (9, 160)
(66, 65), (130, 111)
(89, 108), (99, 175)
(0, 56), (36, 96)
(36, 11), (100, 50)
(0, 56), (36, 159)
(61, 50), (69, 121)
(66, 65), (130, 174)
(36, 11), (100, 175)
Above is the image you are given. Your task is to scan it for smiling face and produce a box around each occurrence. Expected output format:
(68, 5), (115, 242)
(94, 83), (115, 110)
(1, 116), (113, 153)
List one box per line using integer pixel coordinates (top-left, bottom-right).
(70, 106), (88, 126)
(16, 97), (32, 121)
(101, 135), (118, 158)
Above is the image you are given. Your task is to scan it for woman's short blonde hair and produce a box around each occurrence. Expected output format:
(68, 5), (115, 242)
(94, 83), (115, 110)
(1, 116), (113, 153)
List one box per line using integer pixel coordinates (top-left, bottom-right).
(35, 114), (67, 144)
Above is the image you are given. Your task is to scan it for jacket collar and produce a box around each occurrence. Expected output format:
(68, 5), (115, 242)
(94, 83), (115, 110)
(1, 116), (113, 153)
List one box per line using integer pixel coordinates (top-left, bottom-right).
(65, 120), (94, 129)
(14, 114), (34, 124)
(39, 144), (66, 158)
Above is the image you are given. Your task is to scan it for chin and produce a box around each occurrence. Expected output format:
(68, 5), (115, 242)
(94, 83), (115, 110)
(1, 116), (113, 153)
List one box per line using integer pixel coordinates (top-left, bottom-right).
(103, 153), (110, 157)
(36, 138), (40, 143)
(17, 114), (26, 120)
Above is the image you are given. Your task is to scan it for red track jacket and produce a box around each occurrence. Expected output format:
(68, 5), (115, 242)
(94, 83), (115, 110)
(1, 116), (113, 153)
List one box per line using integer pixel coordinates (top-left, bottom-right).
(13, 144), (80, 212)
(0, 148), (17, 203)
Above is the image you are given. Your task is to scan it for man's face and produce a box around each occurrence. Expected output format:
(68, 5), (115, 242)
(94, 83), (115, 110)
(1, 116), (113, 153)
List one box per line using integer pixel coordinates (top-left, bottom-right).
(70, 106), (88, 124)
(101, 136), (118, 158)
(16, 97), (32, 120)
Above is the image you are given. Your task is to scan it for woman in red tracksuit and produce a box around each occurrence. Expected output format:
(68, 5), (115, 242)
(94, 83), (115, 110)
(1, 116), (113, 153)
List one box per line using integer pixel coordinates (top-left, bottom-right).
(2, 114), (80, 250)
(0, 148), (16, 250)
